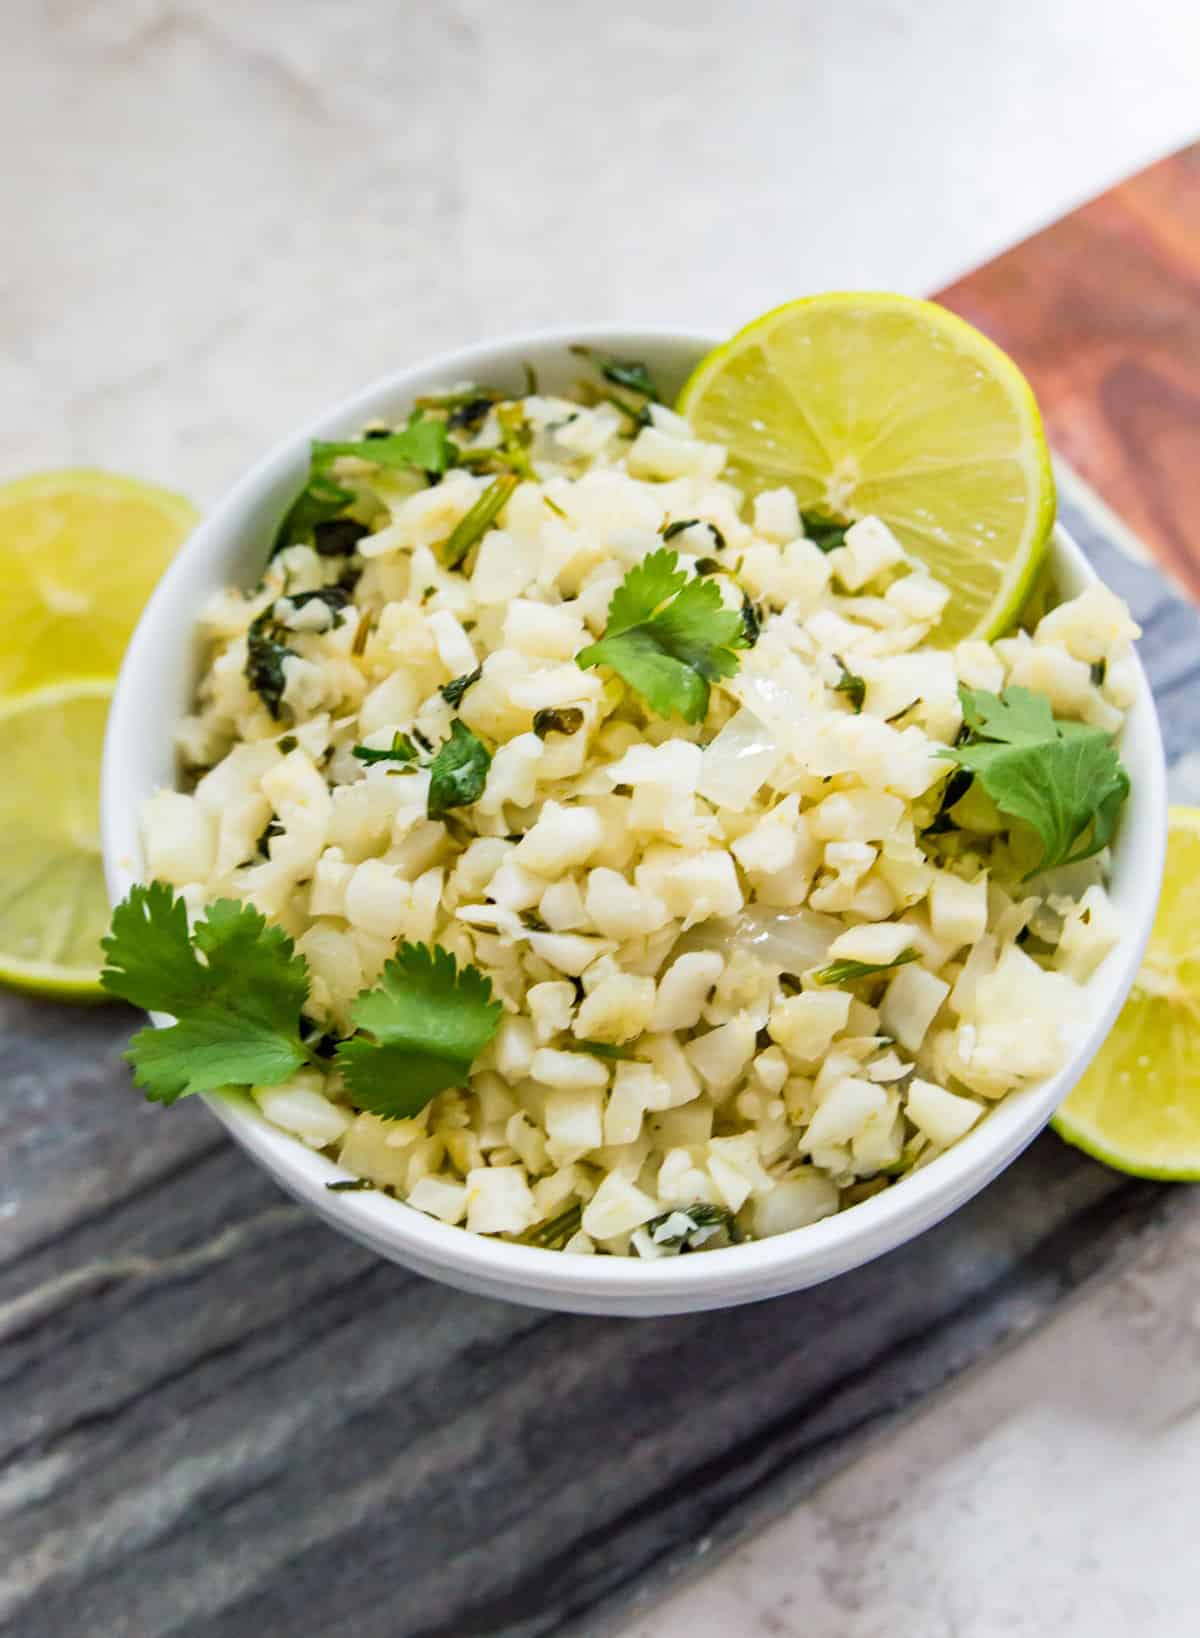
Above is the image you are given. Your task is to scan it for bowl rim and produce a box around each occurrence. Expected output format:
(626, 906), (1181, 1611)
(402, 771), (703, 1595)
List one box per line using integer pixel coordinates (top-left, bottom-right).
(101, 322), (1168, 1306)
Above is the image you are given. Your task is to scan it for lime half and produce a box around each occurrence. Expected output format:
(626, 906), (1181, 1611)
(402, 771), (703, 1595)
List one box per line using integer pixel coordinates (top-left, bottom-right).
(678, 293), (1055, 644)
(0, 679), (114, 1000)
(1053, 807), (1200, 1179)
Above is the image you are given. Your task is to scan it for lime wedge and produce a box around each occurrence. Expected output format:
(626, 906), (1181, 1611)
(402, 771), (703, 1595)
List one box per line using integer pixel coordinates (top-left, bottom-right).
(678, 293), (1055, 644)
(0, 679), (114, 1000)
(0, 469), (196, 696)
(1053, 807), (1200, 1179)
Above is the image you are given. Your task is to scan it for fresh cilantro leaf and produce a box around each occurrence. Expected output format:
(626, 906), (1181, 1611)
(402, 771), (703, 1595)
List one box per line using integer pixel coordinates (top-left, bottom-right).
(800, 510), (852, 552)
(532, 706), (584, 738)
(439, 667), (483, 708)
(943, 686), (1131, 876)
(832, 654), (866, 712)
(273, 471), (357, 555)
(101, 885), (312, 1103)
(814, 949), (920, 986)
(571, 345), (662, 402)
(439, 474), (519, 568)
(353, 731), (418, 767)
(427, 719), (491, 818)
(334, 943), (502, 1117)
(575, 548), (748, 723)
(311, 415), (455, 481)
(272, 414), (456, 555)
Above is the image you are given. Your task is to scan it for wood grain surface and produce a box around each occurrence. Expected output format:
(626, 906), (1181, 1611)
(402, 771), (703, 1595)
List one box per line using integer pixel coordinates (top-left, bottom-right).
(938, 142), (1200, 600)
(5, 151), (1200, 1637)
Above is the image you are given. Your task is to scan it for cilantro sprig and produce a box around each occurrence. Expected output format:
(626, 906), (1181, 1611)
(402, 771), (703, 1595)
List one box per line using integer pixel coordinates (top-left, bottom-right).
(575, 548), (748, 723)
(101, 883), (501, 1117)
(335, 944), (502, 1117)
(101, 884), (314, 1100)
(272, 413), (456, 554)
(942, 685), (1130, 877)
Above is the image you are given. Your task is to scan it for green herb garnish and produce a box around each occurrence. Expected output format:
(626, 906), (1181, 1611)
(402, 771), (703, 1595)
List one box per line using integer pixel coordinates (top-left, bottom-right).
(353, 731), (419, 767)
(576, 548), (748, 724)
(244, 589), (352, 719)
(427, 719), (491, 818)
(245, 609), (294, 721)
(832, 655), (866, 712)
(335, 943), (502, 1117)
(571, 345), (661, 403)
(326, 1178), (377, 1192)
(273, 414), (455, 554)
(814, 949), (920, 986)
(102, 883), (502, 1119)
(800, 510), (852, 552)
(439, 475), (519, 569)
(440, 667), (483, 708)
(532, 706), (584, 739)
(943, 685), (1131, 876)
(100, 884), (316, 1100)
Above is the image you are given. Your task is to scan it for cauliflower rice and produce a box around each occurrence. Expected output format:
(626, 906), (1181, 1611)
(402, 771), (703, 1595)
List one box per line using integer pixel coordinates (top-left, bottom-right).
(141, 375), (1141, 1256)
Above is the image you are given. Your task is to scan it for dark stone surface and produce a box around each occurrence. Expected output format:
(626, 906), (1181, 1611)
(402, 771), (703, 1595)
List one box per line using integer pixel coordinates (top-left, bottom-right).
(1, 492), (1194, 1637)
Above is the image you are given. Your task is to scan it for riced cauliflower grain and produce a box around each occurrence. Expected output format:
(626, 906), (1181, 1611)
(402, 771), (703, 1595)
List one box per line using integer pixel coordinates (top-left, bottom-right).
(145, 374), (1139, 1258)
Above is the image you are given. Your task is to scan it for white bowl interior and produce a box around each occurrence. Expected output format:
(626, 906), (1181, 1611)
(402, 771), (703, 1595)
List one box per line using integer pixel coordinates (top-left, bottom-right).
(102, 326), (1167, 1316)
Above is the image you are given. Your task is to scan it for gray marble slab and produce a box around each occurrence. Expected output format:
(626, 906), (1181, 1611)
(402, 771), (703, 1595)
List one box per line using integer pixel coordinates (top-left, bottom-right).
(1, 491), (1196, 1638)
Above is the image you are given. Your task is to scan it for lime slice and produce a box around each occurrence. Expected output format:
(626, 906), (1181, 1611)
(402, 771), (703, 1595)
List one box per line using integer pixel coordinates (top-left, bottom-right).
(0, 469), (196, 696)
(0, 679), (114, 1000)
(678, 293), (1056, 645)
(1052, 807), (1200, 1179)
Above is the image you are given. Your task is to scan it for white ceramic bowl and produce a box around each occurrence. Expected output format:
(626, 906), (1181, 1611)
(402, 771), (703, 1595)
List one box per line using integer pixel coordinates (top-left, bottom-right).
(102, 325), (1167, 1317)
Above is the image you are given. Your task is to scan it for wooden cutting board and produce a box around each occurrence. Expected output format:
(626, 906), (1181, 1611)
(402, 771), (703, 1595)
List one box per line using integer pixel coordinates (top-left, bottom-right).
(3, 150), (1199, 1638)
(939, 141), (1200, 597)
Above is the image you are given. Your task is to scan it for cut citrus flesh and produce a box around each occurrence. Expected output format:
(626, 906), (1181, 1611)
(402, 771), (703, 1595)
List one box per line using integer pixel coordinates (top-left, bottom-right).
(1052, 807), (1200, 1179)
(678, 293), (1056, 645)
(0, 469), (196, 695)
(0, 679), (114, 999)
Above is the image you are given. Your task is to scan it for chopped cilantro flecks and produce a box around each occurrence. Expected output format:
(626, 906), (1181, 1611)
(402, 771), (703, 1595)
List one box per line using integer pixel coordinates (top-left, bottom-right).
(800, 510), (852, 552)
(532, 706), (584, 739)
(832, 655), (866, 712)
(570, 345), (662, 403)
(353, 731), (419, 767)
(440, 667), (483, 708)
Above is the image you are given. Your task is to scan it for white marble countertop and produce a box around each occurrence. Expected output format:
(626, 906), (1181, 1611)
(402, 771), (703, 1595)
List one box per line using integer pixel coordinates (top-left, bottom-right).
(4, 3), (1199, 1633)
